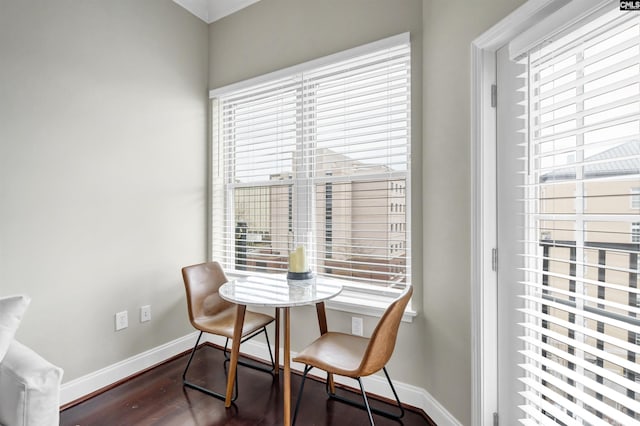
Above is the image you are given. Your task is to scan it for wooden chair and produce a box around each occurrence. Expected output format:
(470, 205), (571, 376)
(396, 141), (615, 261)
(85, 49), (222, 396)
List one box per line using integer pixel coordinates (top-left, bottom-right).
(292, 286), (413, 425)
(181, 261), (276, 401)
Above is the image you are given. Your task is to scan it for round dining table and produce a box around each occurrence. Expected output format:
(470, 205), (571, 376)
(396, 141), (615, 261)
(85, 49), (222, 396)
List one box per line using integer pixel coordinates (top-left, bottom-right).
(219, 274), (344, 425)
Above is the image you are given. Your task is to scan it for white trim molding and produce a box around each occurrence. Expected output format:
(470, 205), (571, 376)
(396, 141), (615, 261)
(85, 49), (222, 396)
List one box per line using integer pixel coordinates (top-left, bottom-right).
(470, 1), (572, 425)
(172, 0), (262, 24)
(470, 42), (498, 426)
(60, 332), (460, 425)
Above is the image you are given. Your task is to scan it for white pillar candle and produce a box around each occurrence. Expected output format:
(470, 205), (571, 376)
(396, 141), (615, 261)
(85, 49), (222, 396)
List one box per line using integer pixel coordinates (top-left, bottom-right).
(289, 245), (308, 272)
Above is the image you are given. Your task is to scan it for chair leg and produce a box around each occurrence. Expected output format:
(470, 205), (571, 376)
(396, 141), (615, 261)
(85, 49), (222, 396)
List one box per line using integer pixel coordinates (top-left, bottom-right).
(263, 325), (276, 372)
(222, 326), (276, 374)
(325, 366), (404, 421)
(357, 378), (375, 426)
(183, 331), (239, 401)
(382, 366), (405, 418)
(292, 365), (313, 425)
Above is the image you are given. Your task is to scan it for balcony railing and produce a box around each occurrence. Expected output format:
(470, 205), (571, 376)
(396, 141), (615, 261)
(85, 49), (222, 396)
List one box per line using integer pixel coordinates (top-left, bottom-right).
(537, 239), (640, 422)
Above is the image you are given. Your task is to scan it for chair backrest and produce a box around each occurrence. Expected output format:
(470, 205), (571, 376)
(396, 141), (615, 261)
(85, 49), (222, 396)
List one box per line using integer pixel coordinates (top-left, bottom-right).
(358, 286), (413, 376)
(181, 261), (232, 326)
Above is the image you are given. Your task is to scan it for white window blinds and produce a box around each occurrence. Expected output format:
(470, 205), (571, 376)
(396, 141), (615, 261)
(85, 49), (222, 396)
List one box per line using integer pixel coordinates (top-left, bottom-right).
(210, 34), (411, 291)
(519, 4), (640, 424)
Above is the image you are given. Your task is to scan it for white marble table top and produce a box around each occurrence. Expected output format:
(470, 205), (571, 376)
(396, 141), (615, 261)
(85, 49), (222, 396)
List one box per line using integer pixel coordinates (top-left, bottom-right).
(219, 274), (344, 308)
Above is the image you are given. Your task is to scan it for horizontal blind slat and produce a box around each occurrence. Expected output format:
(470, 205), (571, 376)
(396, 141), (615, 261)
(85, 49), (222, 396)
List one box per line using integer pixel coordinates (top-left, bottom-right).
(518, 329), (640, 394)
(521, 348), (640, 414)
(521, 294), (640, 336)
(522, 279), (640, 315)
(518, 391), (577, 425)
(519, 376), (606, 425)
(521, 270), (640, 295)
(520, 363), (639, 425)
(519, 306), (640, 383)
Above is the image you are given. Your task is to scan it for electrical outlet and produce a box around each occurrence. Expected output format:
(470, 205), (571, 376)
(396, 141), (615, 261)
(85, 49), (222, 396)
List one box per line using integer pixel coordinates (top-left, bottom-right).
(140, 305), (151, 323)
(115, 311), (128, 331)
(351, 317), (363, 336)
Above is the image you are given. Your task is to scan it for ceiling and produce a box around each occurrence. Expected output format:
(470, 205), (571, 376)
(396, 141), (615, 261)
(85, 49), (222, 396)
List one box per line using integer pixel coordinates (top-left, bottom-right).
(173, 0), (262, 23)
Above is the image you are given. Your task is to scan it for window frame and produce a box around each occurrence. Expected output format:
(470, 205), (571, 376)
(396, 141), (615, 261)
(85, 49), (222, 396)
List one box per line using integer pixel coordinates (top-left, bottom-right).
(208, 33), (416, 320)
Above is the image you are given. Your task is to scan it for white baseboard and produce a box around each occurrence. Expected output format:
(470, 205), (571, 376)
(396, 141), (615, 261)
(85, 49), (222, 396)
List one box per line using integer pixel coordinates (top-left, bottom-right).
(61, 332), (461, 425)
(60, 332), (199, 406)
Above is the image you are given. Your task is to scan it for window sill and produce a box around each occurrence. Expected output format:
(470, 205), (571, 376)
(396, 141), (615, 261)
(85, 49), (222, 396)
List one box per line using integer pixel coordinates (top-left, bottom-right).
(326, 288), (417, 323)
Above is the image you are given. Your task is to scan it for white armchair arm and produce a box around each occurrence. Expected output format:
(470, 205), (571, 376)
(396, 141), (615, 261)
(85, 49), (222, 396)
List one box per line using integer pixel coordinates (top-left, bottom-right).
(0, 340), (63, 426)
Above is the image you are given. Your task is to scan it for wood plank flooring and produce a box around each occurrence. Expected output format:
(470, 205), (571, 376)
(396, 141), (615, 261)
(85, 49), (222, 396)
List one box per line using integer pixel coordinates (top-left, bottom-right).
(60, 344), (434, 426)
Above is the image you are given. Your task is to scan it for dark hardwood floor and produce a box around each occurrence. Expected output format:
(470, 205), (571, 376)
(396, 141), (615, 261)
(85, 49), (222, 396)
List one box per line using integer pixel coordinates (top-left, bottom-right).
(60, 344), (434, 426)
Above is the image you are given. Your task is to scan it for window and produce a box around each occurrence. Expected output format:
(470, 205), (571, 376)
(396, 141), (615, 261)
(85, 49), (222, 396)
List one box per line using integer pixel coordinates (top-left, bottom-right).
(209, 34), (411, 300)
(518, 5), (640, 424)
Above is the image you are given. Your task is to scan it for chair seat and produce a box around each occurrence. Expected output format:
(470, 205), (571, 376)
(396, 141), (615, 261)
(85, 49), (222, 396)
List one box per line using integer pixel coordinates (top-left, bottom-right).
(193, 309), (274, 339)
(293, 332), (369, 378)
(292, 287), (412, 425)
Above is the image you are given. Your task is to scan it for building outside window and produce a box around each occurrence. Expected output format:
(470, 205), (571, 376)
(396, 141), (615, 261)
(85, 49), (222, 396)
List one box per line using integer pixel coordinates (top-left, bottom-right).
(632, 187), (640, 209)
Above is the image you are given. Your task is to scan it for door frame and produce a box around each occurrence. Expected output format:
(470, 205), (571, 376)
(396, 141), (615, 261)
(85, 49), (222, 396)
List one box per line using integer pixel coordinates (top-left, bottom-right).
(470, 1), (569, 424)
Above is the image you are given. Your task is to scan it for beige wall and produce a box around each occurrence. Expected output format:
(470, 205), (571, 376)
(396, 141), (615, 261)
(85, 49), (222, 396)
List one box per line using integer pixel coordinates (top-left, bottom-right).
(0, 0), (209, 380)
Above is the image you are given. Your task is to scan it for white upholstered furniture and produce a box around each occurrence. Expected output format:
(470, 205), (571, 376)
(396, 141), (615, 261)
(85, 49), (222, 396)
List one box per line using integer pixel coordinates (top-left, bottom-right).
(0, 295), (63, 426)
